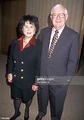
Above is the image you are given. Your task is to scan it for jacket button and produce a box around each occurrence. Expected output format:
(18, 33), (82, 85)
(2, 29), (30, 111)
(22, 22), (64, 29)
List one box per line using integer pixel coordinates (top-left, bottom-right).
(21, 61), (24, 64)
(21, 76), (23, 79)
(14, 74), (16, 77)
(14, 61), (16, 63)
(21, 69), (23, 72)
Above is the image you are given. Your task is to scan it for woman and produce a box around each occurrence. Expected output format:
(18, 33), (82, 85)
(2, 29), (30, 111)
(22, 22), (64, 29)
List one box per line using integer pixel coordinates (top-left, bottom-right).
(6, 14), (41, 120)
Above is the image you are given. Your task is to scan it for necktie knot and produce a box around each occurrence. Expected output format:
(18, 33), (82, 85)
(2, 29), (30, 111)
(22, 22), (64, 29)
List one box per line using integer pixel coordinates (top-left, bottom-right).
(55, 30), (59, 34)
(54, 30), (59, 38)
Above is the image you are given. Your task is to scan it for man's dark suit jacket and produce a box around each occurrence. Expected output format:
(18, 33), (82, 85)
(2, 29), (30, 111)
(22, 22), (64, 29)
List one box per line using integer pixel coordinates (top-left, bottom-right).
(39, 25), (79, 84)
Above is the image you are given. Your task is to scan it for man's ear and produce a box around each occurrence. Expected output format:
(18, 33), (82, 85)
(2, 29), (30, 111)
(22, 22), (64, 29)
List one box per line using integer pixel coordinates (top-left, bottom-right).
(66, 14), (68, 21)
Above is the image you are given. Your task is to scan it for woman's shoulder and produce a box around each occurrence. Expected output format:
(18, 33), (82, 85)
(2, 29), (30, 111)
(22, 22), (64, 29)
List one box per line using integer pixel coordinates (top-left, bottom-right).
(11, 37), (18, 44)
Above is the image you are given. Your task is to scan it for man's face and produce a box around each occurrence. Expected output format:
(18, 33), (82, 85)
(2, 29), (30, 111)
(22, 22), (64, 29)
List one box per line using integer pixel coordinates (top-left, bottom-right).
(50, 6), (68, 30)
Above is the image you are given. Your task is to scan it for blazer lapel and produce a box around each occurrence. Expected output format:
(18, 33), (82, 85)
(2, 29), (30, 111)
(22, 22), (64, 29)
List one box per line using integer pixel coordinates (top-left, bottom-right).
(43, 27), (52, 57)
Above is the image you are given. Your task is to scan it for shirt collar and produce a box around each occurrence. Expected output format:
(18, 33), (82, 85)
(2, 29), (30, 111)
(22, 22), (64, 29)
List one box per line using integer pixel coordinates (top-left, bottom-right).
(52, 25), (65, 38)
(52, 25), (65, 33)
(18, 35), (36, 46)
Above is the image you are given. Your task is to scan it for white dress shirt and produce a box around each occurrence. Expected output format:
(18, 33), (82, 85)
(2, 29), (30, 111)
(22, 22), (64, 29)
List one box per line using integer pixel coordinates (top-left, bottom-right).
(49, 26), (65, 49)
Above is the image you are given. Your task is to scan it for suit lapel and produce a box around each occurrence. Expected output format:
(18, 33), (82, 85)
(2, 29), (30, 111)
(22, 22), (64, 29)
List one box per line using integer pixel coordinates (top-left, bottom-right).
(14, 41), (23, 60)
(43, 27), (52, 57)
(55, 26), (68, 47)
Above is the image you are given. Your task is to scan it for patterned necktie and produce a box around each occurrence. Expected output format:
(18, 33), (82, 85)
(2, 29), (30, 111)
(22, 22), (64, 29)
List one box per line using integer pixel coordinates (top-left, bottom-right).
(48, 30), (59, 58)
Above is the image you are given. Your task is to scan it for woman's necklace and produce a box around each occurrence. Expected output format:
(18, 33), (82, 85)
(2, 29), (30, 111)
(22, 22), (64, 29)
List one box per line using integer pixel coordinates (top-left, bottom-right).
(23, 39), (30, 44)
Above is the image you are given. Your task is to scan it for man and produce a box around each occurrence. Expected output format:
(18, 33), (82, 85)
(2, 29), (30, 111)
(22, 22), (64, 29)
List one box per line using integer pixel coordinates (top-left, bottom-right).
(35, 4), (79, 120)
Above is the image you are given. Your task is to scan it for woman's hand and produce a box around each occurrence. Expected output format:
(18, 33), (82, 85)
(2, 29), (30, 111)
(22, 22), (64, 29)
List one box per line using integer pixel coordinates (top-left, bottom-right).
(7, 73), (13, 83)
(32, 84), (38, 91)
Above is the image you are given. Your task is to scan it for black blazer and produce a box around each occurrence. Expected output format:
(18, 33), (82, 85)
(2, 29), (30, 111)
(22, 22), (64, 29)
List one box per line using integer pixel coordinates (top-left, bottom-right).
(6, 38), (42, 89)
(39, 25), (79, 83)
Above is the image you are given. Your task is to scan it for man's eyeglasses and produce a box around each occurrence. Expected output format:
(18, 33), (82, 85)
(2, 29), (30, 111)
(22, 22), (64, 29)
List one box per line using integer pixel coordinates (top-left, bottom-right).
(51, 13), (66, 19)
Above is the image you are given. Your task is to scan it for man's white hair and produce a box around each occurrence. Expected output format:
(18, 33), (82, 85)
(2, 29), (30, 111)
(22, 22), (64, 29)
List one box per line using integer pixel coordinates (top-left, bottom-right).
(51, 4), (68, 15)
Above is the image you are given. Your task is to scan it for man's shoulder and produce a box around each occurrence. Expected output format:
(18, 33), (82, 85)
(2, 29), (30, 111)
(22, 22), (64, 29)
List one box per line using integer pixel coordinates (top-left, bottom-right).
(41, 26), (52, 32)
(65, 26), (79, 35)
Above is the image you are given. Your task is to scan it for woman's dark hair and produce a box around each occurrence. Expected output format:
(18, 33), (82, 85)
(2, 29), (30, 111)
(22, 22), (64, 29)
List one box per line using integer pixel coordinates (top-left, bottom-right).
(16, 14), (39, 38)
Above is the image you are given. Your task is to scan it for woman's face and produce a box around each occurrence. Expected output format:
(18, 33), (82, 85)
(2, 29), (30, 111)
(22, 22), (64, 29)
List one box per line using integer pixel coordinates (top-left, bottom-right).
(22, 21), (36, 38)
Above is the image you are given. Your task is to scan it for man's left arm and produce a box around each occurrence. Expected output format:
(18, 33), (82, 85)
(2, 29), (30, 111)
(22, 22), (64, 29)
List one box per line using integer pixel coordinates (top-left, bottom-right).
(67, 33), (79, 81)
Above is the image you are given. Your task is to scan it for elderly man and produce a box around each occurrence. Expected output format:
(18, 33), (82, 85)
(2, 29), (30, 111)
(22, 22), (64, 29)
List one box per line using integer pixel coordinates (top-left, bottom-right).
(35, 4), (79, 120)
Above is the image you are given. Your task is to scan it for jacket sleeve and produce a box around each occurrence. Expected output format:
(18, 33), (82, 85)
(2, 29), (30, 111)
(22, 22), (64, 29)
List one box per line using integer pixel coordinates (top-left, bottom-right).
(36, 40), (42, 76)
(6, 39), (17, 75)
(66, 33), (79, 81)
